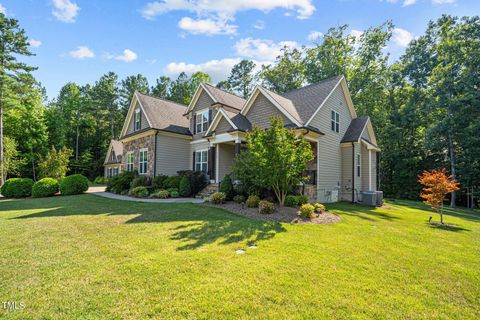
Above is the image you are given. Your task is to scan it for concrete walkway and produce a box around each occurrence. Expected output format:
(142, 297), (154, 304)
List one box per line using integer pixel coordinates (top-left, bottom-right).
(87, 186), (203, 203)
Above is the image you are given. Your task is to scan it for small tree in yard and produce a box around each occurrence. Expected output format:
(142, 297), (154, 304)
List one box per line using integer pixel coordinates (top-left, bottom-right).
(38, 146), (72, 180)
(418, 168), (459, 224)
(233, 116), (313, 206)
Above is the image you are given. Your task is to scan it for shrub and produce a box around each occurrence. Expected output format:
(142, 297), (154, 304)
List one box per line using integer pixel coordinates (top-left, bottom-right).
(94, 176), (106, 184)
(314, 203), (326, 213)
(152, 175), (168, 189)
(284, 195), (299, 207)
(106, 171), (137, 194)
(177, 170), (207, 195)
(59, 174), (89, 196)
(128, 186), (149, 198)
(297, 195), (309, 205)
(210, 192), (226, 204)
(179, 176), (191, 197)
(164, 176), (182, 189)
(259, 200), (275, 214)
(299, 203), (315, 219)
(1, 178), (34, 198)
(167, 188), (178, 195)
(32, 178), (59, 198)
(219, 174), (234, 200)
(246, 195), (260, 208)
(170, 190), (180, 198)
(151, 190), (169, 199)
(233, 195), (246, 204)
(130, 176), (151, 189)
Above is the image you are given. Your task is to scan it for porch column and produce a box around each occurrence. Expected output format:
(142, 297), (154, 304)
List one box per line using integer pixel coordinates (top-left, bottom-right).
(208, 145), (216, 182)
(235, 142), (241, 155)
(368, 149), (372, 191)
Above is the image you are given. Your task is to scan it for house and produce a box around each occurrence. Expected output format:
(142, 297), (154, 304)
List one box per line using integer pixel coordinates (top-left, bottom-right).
(106, 75), (380, 203)
(104, 139), (123, 178)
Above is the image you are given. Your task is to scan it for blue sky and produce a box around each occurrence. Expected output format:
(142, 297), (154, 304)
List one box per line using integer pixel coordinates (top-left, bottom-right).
(2, 0), (479, 99)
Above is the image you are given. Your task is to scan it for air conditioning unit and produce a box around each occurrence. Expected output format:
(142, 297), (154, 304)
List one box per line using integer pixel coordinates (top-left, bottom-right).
(376, 191), (384, 206)
(361, 191), (377, 206)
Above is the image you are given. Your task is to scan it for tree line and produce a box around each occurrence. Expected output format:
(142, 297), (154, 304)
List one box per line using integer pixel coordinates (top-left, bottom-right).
(0, 13), (478, 207)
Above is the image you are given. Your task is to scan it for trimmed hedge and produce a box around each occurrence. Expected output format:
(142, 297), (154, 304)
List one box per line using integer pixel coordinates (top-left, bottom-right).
(299, 204), (315, 219)
(60, 174), (89, 195)
(219, 174), (234, 200)
(164, 176), (182, 189)
(1, 178), (34, 198)
(106, 171), (137, 194)
(129, 186), (149, 197)
(284, 195), (299, 207)
(32, 178), (59, 198)
(179, 176), (191, 197)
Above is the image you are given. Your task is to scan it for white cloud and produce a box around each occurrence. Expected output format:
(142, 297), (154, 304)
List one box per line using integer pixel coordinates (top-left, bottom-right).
(384, 0), (417, 6)
(432, 0), (456, 4)
(69, 46), (94, 59)
(0, 4), (7, 14)
(392, 27), (413, 47)
(141, 0), (315, 20)
(178, 17), (237, 35)
(105, 49), (138, 62)
(253, 20), (265, 30)
(52, 0), (79, 23)
(234, 38), (299, 61)
(307, 30), (323, 41)
(29, 39), (42, 47)
(350, 29), (364, 41)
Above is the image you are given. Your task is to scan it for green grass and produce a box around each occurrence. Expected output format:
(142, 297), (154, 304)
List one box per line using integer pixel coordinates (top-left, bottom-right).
(0, 195), (479, 319)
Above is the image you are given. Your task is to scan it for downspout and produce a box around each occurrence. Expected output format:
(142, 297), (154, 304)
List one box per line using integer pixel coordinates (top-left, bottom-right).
(351, 142), (355, 203)
(153, 131), (158, 177)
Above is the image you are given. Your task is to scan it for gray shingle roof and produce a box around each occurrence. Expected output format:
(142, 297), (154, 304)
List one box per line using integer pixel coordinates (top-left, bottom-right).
(203, 83), (246, 110)
(136, 92), (191, 135)
(341, 116), (369, 143)
(224, 110), (252, 131)
(260, 87), (302, 124)
(282, 75), (343, 123)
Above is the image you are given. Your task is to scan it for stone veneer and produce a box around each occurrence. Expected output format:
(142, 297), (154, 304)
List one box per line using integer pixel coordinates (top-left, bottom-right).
(122, 134), (155, 176)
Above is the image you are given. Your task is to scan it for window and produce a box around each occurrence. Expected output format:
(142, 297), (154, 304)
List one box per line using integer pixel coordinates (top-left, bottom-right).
(107, 168), (113, 178)
(134, 109), (141, 131)
(127, 152), (134, 171)
(113, 167), (119, 176)
(331, 110), (340, 133)
(357, 153), (361, 177)
(195, 150), (208, 173)
(195, 110), (209, 133)
(111, 151), (115, 161)
(139, 149), (148, 174)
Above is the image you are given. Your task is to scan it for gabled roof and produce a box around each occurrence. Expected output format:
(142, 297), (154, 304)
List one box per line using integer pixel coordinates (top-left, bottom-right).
(185, 83), (246, 115)
(282, 75), (343, 123)
(205, 107), (252, 136)
(202, 83), (246, 110)
(260, 87), (302, 124)
(120, 92), (190, 138)
(104, 139), (123, 165)
(341, 116), (374, 145)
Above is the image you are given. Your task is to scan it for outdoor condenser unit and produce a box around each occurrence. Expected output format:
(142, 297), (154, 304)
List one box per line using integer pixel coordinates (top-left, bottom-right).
(361, 191), (377, 206)
(376, 191), (384, 206)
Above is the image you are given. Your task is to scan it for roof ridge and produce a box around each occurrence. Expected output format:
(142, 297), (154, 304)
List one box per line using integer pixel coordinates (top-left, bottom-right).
(202, 82), (246, 101)
(135, 91), (188, 108)
(282, 75), (343, 96)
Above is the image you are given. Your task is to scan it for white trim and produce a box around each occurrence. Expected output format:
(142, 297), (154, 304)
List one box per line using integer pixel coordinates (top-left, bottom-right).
(205, 108), (238, 136)
(190, 138), (208, 145)
(194, 149), (208, 174)
(138, 148), (148, 175)
(305, 77), (357, 126)
(240, 86), (302, 127)
(360, 139), (380, 152)
(185, 84), (217, 115)
(126, 151), (134, 172)
(195, 108), (210, 134)
(215, 145), (219, 183)
(368, 149), (372, 191)
(119, 92), (154, 138)
(331, 109), (340, 133)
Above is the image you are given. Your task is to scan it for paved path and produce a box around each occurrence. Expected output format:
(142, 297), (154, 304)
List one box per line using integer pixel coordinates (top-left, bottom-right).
(87, 186), (203, 203)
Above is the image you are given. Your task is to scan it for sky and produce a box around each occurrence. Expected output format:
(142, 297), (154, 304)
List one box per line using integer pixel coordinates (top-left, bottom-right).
(2, 0), (479, 99)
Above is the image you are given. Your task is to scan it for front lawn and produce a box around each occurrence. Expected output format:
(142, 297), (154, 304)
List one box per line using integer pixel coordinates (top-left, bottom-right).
(0, 195), (478, 319)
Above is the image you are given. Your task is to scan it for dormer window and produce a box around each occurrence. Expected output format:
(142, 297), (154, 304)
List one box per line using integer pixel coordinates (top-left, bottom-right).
(111, 151), (115, 161)
(195, 110), (209, 134)
(331, 110), (340, 133)
(134, 109), (141, 131)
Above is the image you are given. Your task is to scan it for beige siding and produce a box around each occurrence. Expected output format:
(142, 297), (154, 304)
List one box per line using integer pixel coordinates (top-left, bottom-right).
(361, 144), (369, 191)
(371, 150), (377, 191)
(126, 102), (149, 135)
(340, 145), (353, 201)
(216, 116), (233, 134)
(361, 127), (372, 142)
(191, 91), (217, 140)
(309, 85), (354, 202)
(245, 93), (292, 128)
(155, 134), (190, 176)
(217, 143), (235, 181)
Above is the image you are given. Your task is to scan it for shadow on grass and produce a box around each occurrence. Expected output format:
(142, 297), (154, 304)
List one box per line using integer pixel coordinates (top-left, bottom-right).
(5, 194), (286, 250)
(328, 202), (401, 222)
(427, 222), (470, 232)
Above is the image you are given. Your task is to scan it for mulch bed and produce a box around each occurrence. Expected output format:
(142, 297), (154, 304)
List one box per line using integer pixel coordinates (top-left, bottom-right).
(202, 201), (341, 224)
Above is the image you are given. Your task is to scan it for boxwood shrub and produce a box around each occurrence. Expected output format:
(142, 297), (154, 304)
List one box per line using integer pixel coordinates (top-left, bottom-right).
(284, 195), (299, 207)
(60, 174), (89, 195)
(106, 171), (137, 194)
(32, 178), (59, 198)
(164, 176), (182, 189)
(128, 186), (149, 198)
(1, 178), (34, 198)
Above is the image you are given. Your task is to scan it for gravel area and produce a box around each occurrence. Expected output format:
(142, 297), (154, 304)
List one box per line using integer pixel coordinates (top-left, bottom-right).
(203, 202), (341, 224)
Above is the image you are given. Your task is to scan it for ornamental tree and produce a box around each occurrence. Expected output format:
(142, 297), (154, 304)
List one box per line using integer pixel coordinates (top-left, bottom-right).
(418, 168), (459, 224)
(233, 116), (314, 206)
